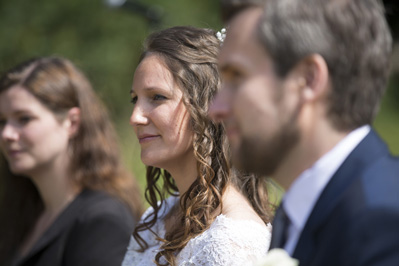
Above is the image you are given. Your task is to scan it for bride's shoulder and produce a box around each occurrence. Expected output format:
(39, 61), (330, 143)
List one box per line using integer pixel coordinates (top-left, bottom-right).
(177, 215), (271, 266)
(210, 214), (272, 241)
(221, 185), (270, 231)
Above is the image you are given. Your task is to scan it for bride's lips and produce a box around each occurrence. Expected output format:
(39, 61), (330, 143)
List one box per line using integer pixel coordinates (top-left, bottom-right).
(137, 134), (160, 144)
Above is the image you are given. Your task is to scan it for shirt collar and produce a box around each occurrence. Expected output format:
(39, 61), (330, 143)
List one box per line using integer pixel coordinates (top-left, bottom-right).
(283, 125), (370, 231)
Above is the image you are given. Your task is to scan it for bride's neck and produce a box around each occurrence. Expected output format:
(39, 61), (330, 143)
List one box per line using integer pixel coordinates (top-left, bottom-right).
(164, 154), (198, 196)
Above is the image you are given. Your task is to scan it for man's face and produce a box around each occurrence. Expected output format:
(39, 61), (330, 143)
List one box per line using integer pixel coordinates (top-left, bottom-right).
(209, 7), (302, 176)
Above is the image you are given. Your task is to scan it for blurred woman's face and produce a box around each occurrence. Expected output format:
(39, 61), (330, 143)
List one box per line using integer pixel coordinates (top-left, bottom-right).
(0, 85), (71, 177)
(129, 54), (194, 170)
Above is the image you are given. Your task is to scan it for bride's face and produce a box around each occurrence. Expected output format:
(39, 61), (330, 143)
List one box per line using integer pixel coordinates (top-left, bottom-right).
(129, 54), (194, 170)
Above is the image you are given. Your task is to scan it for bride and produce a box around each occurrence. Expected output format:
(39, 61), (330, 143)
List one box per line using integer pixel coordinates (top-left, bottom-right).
(122, 26), (272, 266)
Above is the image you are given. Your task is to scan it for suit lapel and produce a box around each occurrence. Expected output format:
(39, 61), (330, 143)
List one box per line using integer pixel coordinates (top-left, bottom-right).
(15, 189), (91, 266)
(293, 130), (388, 265)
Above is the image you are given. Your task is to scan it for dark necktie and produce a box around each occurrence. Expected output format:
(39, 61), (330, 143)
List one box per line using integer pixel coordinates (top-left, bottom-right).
(269, 204), (290, 249)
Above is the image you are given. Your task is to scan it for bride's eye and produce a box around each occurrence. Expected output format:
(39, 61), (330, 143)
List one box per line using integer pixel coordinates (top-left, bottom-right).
(130, 96), (138, 105)
(153, 94), (167, 101)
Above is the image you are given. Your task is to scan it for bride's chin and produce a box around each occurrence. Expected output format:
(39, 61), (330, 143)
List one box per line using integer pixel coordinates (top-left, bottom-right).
(140, 156), (162, 169)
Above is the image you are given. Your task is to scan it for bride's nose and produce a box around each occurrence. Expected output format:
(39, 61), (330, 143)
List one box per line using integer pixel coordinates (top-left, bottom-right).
(130, 101), (149, 127)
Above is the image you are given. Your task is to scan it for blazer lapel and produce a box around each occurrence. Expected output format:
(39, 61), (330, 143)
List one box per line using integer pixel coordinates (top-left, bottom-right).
(293, 130), (388, 265)
(15, 189), (91, 266)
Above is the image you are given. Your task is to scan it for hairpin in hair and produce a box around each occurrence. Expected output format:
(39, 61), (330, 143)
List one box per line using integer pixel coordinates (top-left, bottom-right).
(216, 28), (226, 43)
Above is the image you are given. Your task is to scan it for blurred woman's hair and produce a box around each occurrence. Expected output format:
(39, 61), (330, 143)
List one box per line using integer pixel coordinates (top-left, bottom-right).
(0, 56), (143, 264)
(132, 26), (273, 266)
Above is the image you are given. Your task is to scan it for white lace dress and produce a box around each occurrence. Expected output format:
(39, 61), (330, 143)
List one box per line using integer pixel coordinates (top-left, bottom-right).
(122, 196), (272, 266)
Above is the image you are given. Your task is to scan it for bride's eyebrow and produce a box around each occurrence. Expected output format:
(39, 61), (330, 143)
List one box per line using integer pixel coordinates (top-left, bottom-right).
(131, 87), (170, 96)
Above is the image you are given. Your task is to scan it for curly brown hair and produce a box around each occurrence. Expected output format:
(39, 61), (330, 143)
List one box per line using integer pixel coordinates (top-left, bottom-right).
(132, 26), (273, 266)
(0, 57), (143, 265)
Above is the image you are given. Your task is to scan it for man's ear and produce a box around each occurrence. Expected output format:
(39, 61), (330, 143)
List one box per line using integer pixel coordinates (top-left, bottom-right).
(295, 54), (329, 102)
(65, 107), (81, 138)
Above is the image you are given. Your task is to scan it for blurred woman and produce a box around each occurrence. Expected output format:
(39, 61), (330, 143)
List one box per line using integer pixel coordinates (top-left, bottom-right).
(122, 26), (273, 266)
(0, 57), (143, 266)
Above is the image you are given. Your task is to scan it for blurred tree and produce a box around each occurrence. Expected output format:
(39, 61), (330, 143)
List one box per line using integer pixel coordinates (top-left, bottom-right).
(0, 0), (221, 114)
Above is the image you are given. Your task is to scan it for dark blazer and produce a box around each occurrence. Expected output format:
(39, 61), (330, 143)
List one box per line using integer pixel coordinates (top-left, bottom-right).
(12, 189), (135, 266)
(287, 129), (399, 266)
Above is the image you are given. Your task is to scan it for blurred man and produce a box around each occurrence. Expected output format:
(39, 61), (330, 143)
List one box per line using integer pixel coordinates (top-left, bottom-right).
(209, 0), (399, 265)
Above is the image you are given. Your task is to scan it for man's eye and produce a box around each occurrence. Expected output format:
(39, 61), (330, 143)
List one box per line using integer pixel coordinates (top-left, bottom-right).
(131, 96), (138, 105)
(19, 116), (32, 124)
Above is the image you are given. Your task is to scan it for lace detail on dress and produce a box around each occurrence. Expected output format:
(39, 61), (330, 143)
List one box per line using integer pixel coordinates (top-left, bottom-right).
(122, 197), (271, 266)
(177, 215), (271, 266)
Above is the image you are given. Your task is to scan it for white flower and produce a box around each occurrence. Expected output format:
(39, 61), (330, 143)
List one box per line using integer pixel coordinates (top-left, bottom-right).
(254, 249), (299, 266)
(216, 28), (226, 43)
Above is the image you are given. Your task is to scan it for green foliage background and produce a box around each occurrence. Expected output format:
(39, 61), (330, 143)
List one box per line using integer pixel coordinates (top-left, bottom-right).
(0, 0), (222, 191)
(1, 0), (398, 195)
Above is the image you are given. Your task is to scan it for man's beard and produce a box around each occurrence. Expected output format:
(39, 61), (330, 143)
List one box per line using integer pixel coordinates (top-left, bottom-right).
(234, 113), (301, 176)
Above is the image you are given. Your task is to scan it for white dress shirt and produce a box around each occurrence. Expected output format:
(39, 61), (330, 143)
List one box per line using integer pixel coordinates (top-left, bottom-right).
(281, 125), (371, 255)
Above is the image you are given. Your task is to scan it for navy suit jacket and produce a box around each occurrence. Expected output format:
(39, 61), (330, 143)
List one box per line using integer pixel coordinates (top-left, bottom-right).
(288, 129), (399, 266)
(11, 189), (135, 266)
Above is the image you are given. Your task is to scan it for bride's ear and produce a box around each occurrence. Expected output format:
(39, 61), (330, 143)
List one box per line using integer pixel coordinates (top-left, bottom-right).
(65, 107), (81, 138)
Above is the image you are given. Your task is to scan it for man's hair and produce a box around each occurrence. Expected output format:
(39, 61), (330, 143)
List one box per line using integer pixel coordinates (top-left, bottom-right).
(256, 0), (393, 131)
(220, 0), (266, 23)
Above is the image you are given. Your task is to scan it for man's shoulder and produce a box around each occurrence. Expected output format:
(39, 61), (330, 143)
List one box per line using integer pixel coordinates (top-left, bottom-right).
(356, 155), (399, 208)
(337, 129), (399, 209)
(334, 154), (399, 220)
